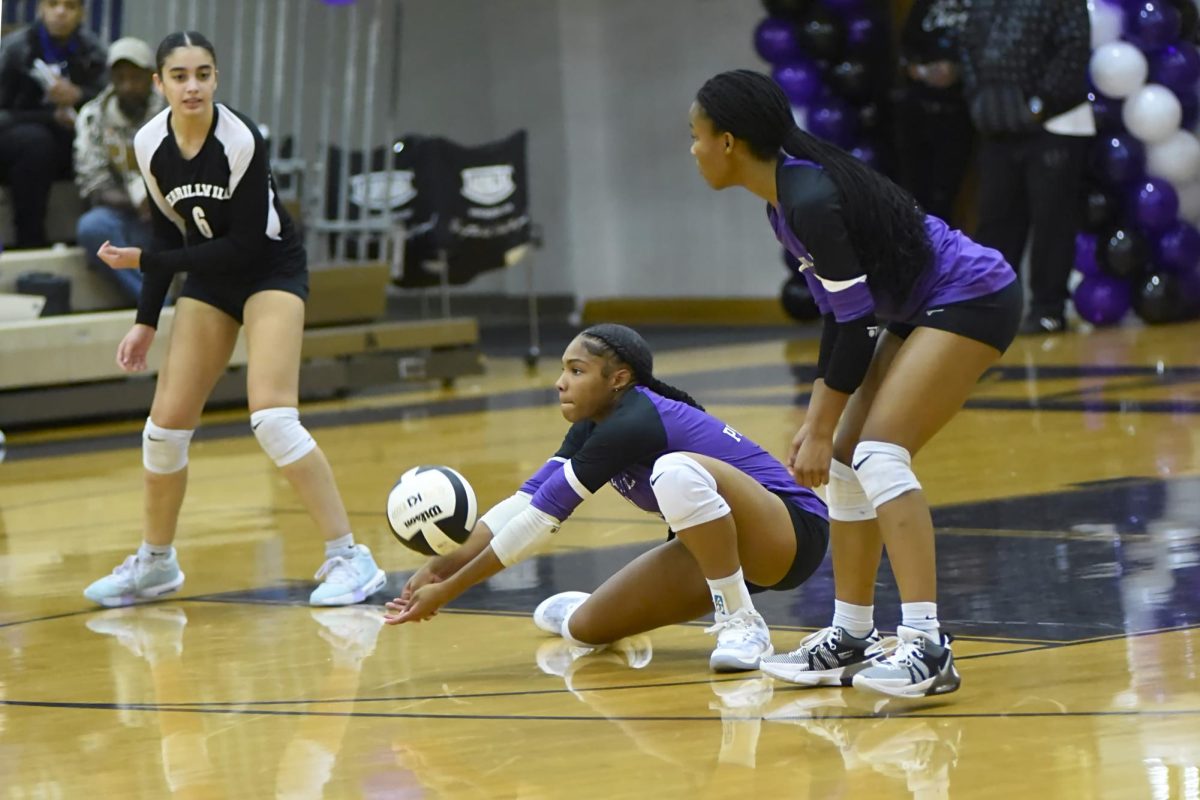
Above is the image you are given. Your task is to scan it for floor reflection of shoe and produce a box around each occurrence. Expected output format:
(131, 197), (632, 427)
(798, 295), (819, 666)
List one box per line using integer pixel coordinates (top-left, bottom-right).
(710, 677), (774, 715)
(310, 606), (385, 661)
(86, 606), (188, 662)
(706, 608), (773, 672)
(709, 678), (773, 769)
(532, 591), (590, 635)
(850, 718), (962, 796)
(535, 634), (654, 688)
(762, 686), (890, 723)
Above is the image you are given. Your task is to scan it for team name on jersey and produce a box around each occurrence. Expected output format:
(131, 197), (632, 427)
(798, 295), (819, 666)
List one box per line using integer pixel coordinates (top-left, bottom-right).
(164, 183), (232, 206)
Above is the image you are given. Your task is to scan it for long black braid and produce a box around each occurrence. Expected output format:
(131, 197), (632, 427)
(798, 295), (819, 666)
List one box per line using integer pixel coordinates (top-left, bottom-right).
(695, 69), (932, 305)
(580, 324), (705, 411)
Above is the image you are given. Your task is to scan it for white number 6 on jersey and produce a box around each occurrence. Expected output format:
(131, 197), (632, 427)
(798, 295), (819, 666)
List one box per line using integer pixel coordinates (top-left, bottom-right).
(192, 206), (214, 239)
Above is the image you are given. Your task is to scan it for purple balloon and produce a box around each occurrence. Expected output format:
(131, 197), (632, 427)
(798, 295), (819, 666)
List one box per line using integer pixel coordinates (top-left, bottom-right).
(1074, 275), (1133, 325)
(1150, 44), (1200, 94)
(1177, 87), (1200, 129)
(845, 14), (877, 50)
(822, 0), (863, 14)
(1127, 1), (1183, 51)
(1154, 220), (1200, 272)
(773, 61), (824, 106)
(850, 143), (878, 168)
(1094, 133), (1145, 184)
(755, 17), (804, 65)
(1076, 232), (1103, 276)
(1132, 177), (1180, 234)
(1089, 92), (1124, 131)
(807, 97), (858, 149)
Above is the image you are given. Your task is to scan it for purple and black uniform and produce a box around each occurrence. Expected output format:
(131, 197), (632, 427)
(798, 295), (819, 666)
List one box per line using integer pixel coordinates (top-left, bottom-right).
(516, 386), (829, 591)
(768, 158), (1021, 393)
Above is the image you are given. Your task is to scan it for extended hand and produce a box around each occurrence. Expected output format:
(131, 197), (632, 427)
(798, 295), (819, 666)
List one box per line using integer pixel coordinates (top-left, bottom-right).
(97, 240), (141, 269)
(383, 582), (452, 625)
(116, 324), (155, 373)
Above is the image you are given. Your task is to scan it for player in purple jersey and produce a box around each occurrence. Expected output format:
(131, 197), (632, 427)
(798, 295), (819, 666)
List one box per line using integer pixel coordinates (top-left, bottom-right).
(384, 324), (829, 673)
(82, 32), (385, 610)
(687, 70), (1022, 697)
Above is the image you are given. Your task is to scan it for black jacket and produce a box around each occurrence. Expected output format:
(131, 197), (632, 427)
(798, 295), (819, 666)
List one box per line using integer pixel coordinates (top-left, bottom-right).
(959, 0), (1090, 122)
(0, 22), (107, 129)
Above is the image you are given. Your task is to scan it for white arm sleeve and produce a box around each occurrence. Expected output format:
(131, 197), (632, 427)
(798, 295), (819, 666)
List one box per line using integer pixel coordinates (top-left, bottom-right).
(478, 491), (533, 537)
(490, 505), (561, 567)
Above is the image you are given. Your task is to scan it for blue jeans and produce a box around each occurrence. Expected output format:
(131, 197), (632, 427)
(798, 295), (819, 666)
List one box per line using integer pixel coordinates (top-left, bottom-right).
(76, 205), (154, 306)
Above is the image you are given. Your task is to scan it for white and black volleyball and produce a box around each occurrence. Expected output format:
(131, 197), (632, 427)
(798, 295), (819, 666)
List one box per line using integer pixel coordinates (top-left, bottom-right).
(386, 465), (478, 556)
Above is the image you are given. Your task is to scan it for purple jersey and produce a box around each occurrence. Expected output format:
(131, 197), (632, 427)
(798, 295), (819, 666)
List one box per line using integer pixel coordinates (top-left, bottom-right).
(768, 158), (1014, 324)
(519, 387), (827, 525)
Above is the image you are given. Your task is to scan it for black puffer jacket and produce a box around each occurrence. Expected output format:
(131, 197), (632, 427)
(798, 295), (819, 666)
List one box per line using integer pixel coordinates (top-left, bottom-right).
(0, 22), (107, 128)
(959, 0), (1090, 126)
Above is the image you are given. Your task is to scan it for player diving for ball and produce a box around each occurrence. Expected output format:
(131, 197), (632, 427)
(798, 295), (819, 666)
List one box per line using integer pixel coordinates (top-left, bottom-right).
(384, 323), (830, 672)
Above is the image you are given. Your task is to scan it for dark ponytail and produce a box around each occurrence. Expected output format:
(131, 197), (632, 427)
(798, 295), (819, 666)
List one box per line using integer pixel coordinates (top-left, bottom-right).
(580, 324), (705, 411)
(695, 69), (932, 305)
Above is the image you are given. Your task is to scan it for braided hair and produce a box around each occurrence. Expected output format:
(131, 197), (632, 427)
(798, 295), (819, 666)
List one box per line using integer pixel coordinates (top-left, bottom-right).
(695, 69), (932, 305)
(580, 324), (705, 411)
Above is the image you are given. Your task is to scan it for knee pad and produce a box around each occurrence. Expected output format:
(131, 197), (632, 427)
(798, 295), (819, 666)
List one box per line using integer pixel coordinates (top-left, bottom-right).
(827, 459), (877, 521)
(650, 452), (731, 532)
(142, 418), (194, 474)
(251, 407), (316, 467)
(851, 441), (922, 508)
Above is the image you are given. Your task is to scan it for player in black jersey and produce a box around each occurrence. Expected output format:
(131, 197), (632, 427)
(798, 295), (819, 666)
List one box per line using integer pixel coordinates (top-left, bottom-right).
(385, 325), (830, 672)
(83, 32), (385, 608)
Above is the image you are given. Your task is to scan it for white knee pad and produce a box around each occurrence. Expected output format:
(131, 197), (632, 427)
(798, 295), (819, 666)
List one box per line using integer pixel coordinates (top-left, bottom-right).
(851, 441), (922, 508)
(251, 407), (316, 467)
(650, 452), (731, 532)
(142, 418), (194, 474)
(827, 459), (877, 521)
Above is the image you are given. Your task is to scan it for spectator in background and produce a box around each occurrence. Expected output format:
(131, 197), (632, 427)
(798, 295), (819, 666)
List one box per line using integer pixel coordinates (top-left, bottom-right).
(894, 0), (973, 225)
(0, 0), (106, 249)
(960, 0), (1093, 335)
(75, 37), (164, 306)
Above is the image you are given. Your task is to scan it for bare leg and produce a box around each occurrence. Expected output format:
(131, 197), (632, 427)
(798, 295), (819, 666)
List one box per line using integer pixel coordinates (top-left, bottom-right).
(145, 299), (241, 545)
(243, 291), (352, 542)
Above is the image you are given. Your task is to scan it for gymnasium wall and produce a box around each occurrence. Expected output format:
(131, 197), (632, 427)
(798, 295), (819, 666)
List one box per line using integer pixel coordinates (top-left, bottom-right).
(118, 0), (785, 304)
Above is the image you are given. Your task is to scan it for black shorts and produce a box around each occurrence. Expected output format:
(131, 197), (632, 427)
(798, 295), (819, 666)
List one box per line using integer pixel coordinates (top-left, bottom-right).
(886, 278), (1023, 354)
(179, 262), (309, 324)
(747, 495), (830, 594)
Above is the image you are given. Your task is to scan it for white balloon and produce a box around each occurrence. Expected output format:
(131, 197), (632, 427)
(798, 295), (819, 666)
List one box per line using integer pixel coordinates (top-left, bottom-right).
(1123, 84), (1183, 144)
(1088, 0), (1124, 48)
(1178, 180), (1200, 223)
(1090, 42), (1149, 99)
(1146, 129), (1200, 187)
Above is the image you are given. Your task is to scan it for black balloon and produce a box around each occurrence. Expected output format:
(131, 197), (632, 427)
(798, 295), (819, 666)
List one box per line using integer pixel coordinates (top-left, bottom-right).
(1083, 188), (1119, 233)
(829, 59), (872, 104)
(1099, 227), (1150, 280)
(1134, 272), (1188, 323)
(798, 8), (845, 63)
(762, 0), (812, 18)
(1166, 0), (1199, 42)
(780, 275), (822, 321)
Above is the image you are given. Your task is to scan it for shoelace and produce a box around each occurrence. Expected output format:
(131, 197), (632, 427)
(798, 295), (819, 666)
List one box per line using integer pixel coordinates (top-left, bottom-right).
(314, 554), (356, 585)
(704, 613), (763, 646)
(110, 554), (138, 578)
(865, 635), (900, 659)
(787, 625), (839, 656)
(871, 636), (925, 671)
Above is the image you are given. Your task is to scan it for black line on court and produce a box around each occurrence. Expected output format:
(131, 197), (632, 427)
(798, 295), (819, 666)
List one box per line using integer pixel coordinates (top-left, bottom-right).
(1, 698), (1196, 723)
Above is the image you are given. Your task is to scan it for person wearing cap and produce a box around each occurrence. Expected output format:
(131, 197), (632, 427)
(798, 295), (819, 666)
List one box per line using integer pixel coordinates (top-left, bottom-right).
(74, 36), (165, 306)
(0, 0), (106, 249)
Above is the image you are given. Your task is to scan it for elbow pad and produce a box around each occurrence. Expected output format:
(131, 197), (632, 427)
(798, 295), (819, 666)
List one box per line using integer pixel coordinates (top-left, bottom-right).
(478, 491), (532, 537)
(823, 315), (878, 395)
(490, 506), (561, 567)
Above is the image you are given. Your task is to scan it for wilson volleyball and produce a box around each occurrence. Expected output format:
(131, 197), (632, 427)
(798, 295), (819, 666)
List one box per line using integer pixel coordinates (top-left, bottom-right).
(386, 465), (478, 555)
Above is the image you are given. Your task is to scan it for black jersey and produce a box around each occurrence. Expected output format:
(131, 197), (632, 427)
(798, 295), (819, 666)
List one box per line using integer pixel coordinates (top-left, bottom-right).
(133, 103), (305, 327)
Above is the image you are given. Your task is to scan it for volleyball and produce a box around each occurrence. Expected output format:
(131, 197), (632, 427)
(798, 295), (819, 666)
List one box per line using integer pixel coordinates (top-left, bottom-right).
(386, 465), (478, 556)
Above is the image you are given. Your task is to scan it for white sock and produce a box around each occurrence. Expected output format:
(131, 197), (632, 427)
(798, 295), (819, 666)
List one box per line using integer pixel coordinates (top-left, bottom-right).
(706, 568), (755, 617)
(139, 542), (173, 560)
(832, 600), (875, 638)
(324, 533), (355, 558)
(901, 601), (940, 636)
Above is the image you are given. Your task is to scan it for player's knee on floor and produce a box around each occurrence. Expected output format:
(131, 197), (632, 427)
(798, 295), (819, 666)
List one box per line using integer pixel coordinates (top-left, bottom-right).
(251, 407), (316, 467)
(142, 418), (195, 474)
(562, 603), (609, 649)
(828, 459), (877, 521)
(851, 441), (922, 509)
(650, 452), (731, 532)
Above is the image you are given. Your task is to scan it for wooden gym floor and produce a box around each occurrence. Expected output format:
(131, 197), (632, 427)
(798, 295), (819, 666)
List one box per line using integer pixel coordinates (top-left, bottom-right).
(1, 321), (1198, 799)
